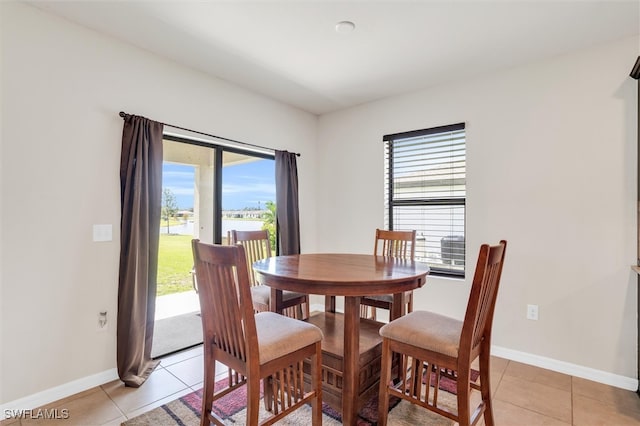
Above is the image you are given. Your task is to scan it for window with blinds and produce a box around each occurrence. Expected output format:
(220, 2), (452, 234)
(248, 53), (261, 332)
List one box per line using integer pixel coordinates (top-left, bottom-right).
(384, 123), (466, 277)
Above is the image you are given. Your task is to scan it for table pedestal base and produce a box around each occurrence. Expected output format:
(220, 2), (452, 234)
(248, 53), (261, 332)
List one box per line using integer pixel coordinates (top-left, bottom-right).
(301, 312), (396, 416)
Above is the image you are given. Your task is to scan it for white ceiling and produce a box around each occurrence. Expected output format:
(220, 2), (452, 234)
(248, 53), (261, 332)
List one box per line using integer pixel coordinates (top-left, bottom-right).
(28, 1), (640, 115)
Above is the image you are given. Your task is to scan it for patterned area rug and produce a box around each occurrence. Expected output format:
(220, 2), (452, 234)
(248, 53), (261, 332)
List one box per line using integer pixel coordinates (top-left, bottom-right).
(122, 370), (479, 425)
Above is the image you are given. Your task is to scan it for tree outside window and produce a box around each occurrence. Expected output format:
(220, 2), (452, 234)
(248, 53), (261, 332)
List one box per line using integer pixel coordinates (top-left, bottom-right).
(161, 188), (179, 234)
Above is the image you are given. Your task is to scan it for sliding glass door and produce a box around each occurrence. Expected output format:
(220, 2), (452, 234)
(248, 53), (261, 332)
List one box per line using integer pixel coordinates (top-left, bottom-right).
(152, 136), (274, 358)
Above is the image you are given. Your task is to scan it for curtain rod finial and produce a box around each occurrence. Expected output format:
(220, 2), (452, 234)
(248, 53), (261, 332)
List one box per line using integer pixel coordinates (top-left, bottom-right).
(630, 56), (640, 79)
(119, 111), (127, 118)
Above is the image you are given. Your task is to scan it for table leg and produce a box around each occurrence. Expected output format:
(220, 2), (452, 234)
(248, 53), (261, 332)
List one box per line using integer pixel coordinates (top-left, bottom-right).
(342, 296), (360, 426)
(325, 295), (336, 313)
(391, 292), (406, 384)
(270, 287), (284, 314)
(391, 292), (406, 321)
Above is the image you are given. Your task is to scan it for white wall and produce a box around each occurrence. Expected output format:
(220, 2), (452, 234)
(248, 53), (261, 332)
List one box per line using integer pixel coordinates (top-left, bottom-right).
(0, 2), (317, 405)
(317, 36), (638, 384)
(2, 0), (638, 409)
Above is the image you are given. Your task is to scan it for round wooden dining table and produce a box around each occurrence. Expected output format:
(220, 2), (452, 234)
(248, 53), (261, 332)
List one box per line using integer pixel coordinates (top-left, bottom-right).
(252, 253), (430, 426)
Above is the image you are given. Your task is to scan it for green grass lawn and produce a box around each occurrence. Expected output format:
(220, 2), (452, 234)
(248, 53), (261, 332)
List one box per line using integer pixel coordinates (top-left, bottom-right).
(157, 234), (194, 296)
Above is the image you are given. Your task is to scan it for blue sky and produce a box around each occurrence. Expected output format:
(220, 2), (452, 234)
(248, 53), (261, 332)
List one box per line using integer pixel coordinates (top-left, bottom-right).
(162, 159), (275, 210)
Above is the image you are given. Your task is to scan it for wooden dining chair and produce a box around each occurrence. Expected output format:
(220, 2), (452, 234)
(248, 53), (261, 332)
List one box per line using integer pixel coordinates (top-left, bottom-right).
(360, 228), (417, 320)
(377, 240), (507, 426)
(230, 229), (310, 319)
(192, 240), (323, 426)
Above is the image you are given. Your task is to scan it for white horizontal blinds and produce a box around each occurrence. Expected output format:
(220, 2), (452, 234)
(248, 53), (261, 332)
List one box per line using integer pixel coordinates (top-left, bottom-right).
(384, 123), (466, 277)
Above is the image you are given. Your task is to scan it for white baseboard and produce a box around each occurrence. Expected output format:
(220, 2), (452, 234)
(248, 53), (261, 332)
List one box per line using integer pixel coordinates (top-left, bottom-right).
(310, 303), (326, 314)
(311, 305), (638, 392)
(0, 368), (119, 413)
(492, 345), (638, 391)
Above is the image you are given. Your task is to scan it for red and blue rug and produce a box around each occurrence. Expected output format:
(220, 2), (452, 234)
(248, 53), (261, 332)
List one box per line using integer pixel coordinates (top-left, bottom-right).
(122, 370), (479, 425)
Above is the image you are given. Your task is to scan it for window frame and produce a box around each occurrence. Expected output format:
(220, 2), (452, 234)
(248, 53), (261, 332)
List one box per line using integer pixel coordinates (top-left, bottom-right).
(384, 122), (466, 278)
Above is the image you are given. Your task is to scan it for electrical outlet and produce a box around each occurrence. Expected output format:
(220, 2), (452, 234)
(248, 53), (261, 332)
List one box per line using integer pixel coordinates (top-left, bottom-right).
(526, 304), (539, 321)
(97, 311), (108, 331)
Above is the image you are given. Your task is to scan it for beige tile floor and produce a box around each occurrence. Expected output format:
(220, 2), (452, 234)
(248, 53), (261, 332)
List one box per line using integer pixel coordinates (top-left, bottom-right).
(3, 346), (639, 425)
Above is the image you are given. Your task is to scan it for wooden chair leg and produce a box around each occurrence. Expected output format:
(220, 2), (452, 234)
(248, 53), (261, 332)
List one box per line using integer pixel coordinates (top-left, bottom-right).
(304, 299), (310, 320)
(456, 368), (471, 426)
(246, 375), (261, 426)
(311, 343), (322, 425)
(200, 351), (216, 426)
(263, 376), (274, 412)
(378, 339), (392, 426)
(479, 349), (495, 426)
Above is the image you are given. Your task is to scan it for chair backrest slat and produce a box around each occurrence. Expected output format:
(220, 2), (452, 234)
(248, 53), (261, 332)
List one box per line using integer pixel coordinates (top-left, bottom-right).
(230, 230), (272, 287)
(374, 229), (416, 260)
(192, 240), (258, 364)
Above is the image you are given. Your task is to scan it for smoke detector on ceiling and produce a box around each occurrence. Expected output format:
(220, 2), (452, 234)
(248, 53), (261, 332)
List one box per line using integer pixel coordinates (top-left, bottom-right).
(335, 21), (356, 34)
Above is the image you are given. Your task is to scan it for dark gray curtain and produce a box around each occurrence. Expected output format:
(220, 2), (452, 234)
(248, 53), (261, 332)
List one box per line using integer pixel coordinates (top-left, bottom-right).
(275, 150), (301, 255)
(117, 115), (163, 387)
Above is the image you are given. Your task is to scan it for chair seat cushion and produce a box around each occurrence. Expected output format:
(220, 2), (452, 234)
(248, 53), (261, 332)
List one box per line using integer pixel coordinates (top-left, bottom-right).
(255, 312), (323, 364)
(250, 285), (306, 306)
(362, 290), (412, 304)
(379, 311), (462, 358)
(363, 294), (393, 303)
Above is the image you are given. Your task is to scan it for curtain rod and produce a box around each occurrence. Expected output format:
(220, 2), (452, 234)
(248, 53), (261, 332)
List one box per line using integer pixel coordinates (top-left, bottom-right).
(118, 111), (300, 157)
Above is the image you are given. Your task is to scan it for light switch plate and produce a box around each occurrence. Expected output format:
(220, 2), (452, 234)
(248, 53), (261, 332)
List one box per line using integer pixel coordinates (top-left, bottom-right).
(93, 224), (113, 242)
(526, 304), (539, 321)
